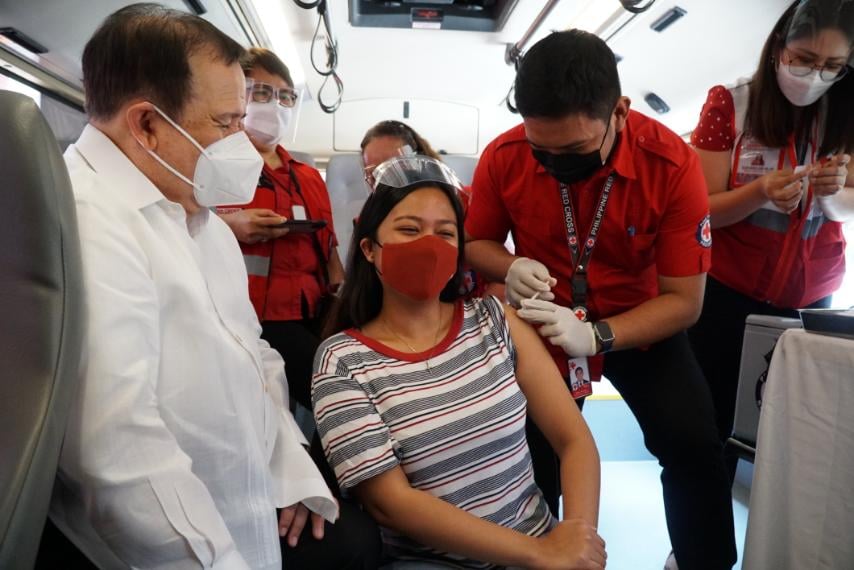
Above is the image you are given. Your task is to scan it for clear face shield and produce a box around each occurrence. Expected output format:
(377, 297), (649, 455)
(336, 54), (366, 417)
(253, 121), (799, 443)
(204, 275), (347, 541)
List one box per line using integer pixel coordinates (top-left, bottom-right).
(370, 155), (467, 200)
(363, 144), (416, 190)
(782, 0), (854, 83)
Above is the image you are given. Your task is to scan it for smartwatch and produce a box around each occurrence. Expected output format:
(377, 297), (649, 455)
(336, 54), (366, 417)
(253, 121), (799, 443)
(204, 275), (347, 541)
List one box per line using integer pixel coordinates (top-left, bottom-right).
(592, 321), (615, 354)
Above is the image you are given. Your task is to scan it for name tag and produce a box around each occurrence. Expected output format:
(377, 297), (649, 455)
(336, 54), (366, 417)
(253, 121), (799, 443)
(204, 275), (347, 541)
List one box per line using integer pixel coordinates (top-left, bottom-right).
(568, 357), (593, 400)
(292, 205), (307, 221)
(735, 146), (778, 186)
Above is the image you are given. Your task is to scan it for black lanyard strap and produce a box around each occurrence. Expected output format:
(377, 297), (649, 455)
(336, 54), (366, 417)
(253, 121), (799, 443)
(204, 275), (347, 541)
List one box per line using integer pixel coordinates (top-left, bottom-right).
(558, 172), (617, 318)
(287, 166), (331, 288)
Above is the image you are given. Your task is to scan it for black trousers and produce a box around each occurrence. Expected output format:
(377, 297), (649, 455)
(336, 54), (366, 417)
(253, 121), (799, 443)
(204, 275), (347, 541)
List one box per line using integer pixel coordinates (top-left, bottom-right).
(280, 500), (382, 570)
(527, 333), (737, 570)
(262, 318), (322, 411)
(36, 519), (97, 569)
(688, 276), (831, 444)
(606, 333), (736, 569)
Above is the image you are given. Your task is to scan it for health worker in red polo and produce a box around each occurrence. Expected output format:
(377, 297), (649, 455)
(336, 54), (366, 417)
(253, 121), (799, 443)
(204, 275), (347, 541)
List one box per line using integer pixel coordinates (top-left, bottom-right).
(465, 30), (736, 570)
(688, 0), (854, 454)
(219, 48), (344, 411)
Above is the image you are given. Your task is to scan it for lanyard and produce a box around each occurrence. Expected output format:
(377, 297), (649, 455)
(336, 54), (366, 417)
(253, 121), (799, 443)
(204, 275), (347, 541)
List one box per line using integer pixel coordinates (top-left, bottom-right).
(784, 128), (819, 218)
(558, 172), (617, 321)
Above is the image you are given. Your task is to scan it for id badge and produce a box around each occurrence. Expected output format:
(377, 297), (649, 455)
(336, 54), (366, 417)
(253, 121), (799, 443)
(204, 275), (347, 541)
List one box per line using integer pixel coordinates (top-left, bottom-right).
(735, 140), (777, 186)
(291, 205), (307, 221)
(568, 357), (593, 400)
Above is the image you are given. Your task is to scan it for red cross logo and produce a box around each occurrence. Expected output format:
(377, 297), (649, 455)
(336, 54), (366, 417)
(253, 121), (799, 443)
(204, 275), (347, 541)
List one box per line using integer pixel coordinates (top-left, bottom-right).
(697, 215), (712, 248)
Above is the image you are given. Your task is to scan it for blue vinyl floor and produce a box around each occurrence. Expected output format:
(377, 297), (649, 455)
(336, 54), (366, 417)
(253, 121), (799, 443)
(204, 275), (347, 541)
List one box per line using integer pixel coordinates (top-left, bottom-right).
(581, 398), (750, 570)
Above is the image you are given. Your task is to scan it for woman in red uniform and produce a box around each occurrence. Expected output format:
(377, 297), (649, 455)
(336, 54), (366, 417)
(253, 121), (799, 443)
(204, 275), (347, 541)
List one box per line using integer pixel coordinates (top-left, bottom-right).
(689, 0), (854, 451)
(360, 120), (442, 188)
(219, 48), (344, 411)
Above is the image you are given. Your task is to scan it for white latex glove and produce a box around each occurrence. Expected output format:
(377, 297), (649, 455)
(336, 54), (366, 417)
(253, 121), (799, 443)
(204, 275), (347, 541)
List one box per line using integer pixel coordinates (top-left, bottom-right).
(517, 299), (597, 357)
(505, 257), (556, 308)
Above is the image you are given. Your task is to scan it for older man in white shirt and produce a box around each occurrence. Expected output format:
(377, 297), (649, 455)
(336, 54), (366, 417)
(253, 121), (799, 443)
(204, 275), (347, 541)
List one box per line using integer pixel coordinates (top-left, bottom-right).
(47, 4), (379, 569)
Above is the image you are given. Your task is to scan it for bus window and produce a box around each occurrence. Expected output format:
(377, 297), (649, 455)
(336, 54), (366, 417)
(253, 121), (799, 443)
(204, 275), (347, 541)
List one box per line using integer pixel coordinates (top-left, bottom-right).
(0, 73), (40, 105)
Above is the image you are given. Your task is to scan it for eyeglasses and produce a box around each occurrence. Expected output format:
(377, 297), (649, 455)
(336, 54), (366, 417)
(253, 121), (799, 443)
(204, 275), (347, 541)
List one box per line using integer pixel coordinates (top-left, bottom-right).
(362, 164), (377, 189)
(362, 144), (418, 188)
(783, 49), (850, 82)
(246, 80), (299, 108)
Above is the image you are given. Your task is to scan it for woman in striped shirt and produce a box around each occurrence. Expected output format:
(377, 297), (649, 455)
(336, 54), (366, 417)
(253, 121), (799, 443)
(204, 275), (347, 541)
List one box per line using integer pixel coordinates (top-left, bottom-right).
(312, 156), (604, 569)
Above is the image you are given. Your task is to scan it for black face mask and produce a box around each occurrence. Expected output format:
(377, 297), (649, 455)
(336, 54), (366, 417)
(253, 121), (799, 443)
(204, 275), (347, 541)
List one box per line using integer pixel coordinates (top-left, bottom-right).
(532, 115), (612, 185)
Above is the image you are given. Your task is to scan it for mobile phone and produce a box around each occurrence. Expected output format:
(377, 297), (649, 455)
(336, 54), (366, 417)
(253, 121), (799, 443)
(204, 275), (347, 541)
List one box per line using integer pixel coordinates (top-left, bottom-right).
(274, 219), (327, 233)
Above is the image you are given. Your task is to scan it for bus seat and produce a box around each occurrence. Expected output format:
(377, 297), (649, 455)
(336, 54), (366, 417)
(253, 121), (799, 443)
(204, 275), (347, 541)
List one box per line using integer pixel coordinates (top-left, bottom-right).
(0, 91), (84, 570)
(325, 153), (370, 266)
(442, 155), (478, 186)
(288, 150), (316, 168)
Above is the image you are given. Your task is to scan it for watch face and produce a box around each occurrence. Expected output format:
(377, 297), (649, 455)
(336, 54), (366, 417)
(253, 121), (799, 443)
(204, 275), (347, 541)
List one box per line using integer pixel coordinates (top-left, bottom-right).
(594, 322), (614, 351)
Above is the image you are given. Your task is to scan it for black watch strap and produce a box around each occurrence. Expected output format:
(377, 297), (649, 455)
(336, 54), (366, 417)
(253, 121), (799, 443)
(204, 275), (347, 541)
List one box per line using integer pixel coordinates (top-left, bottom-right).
(593, 321), (615, 354)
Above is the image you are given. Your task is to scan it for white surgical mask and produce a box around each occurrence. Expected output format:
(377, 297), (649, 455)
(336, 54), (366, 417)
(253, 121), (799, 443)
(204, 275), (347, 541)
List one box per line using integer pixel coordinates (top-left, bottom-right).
(776, 65), (834, 107)
(244, 101), (292, 147)
(140, 105), (263, 207)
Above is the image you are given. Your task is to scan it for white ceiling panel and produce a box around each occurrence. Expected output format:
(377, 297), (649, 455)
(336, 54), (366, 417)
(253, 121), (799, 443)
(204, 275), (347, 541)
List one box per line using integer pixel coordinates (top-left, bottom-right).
(274, 0), (794, 158)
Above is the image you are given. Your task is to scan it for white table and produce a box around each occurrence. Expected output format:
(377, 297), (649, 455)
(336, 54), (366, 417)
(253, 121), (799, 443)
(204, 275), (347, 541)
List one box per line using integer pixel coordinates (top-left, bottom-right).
(743, 329), (854, 570)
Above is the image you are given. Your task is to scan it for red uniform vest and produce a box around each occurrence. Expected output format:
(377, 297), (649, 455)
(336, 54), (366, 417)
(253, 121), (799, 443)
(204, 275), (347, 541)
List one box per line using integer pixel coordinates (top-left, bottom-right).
(709, 85), (845, 308)
(227, 147), (336, 321)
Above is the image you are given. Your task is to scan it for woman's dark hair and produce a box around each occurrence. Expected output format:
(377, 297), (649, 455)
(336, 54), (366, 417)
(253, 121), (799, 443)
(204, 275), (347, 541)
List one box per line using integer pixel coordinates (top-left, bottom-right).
(746, 0), (854, 155)
(322, 181), (466, 338)
(82, 3), (244, 121)
(360, 120), (442, 160)
(241, 47), (294, 88)
(514, 29), (621, 121)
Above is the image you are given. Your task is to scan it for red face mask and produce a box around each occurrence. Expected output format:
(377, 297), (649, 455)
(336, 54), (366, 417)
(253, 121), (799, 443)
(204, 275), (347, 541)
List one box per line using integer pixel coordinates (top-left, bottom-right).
(378, 235), (458, 300)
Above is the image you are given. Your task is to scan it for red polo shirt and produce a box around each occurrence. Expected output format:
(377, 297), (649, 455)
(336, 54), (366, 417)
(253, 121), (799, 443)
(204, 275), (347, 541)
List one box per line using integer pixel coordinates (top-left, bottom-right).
(236, 146), (338, 321)
(466, 110), (711, 373)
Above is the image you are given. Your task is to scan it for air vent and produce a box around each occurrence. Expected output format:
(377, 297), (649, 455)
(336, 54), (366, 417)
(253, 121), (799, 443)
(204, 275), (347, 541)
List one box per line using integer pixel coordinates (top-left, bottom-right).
(0, 28), (48, 55)
(644, 92), (670, 114)
(350, 0), (517, 32)
(650, 7), (686, 32)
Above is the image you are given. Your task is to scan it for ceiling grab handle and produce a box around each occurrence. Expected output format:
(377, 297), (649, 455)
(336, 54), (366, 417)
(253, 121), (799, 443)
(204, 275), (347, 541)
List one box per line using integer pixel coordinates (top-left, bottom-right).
(619, 0), (657, 15)
(501, 0), (656, 113)
(504, 0), (561, 67)
(292, 0), (322, 9)
(292, 0), (343, 114)
(502, 0), (561, 114)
